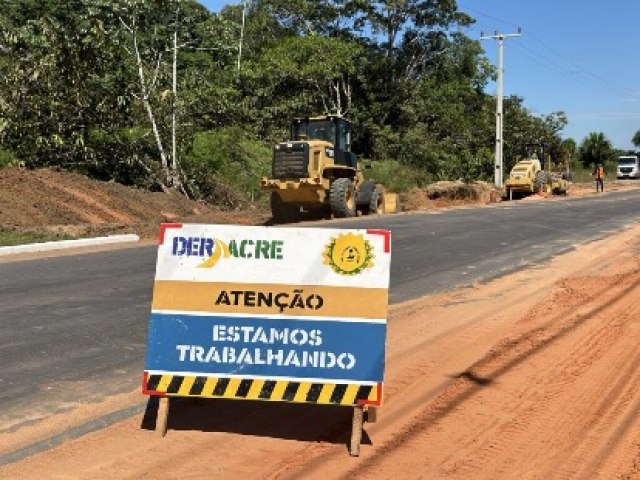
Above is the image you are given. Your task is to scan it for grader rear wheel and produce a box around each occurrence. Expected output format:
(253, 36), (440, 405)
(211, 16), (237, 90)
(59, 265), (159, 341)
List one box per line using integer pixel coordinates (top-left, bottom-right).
(369, 188), (383, 215)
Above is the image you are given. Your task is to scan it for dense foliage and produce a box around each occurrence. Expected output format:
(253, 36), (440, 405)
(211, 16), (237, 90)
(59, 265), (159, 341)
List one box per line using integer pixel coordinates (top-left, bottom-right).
(0, 0), (571, 205)
(578, 132), (612, 169)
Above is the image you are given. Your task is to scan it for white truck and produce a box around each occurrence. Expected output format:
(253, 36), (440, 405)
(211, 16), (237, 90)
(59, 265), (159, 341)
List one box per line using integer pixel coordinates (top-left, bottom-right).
(616, 155), (640, 179)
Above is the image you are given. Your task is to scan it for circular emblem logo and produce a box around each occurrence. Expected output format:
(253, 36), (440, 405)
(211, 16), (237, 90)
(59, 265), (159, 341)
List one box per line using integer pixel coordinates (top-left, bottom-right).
(323, 233), (374, 275)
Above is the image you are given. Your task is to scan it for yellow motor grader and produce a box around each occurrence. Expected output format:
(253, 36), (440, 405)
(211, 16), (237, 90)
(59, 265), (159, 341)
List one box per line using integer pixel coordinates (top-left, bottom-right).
(260, 115), (389, 222)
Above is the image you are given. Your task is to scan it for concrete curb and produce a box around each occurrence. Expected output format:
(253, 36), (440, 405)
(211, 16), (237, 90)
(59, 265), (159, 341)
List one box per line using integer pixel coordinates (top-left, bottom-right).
(0, 234), (140, 256)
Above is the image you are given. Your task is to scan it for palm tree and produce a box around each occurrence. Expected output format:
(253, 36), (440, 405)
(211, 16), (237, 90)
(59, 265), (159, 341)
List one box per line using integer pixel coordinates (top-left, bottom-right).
(579, 132), (612, 168)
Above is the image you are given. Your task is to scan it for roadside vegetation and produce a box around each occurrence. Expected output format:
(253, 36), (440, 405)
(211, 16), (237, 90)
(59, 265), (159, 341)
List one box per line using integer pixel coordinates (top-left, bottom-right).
(0, 1), (638, 207)
(0, 228), (71, 247)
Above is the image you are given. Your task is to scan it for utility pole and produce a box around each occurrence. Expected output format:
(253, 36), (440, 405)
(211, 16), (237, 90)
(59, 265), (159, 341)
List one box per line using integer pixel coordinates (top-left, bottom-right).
(481, 29), (522, 188)
(237, 0), (248, 73)
(172, 6), (179, 174)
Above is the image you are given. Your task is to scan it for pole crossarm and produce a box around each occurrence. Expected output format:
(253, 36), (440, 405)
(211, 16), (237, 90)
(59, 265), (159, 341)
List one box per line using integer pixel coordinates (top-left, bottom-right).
(480, 31), (522, 41)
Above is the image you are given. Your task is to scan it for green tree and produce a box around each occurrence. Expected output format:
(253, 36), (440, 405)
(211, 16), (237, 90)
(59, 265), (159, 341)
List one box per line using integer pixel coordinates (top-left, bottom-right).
(579, 132), (613, 168)
(243, 0), (349, 37)
(240, 35), (364, 141)
(346, 0), (472, 58)
(499, 96), (567, 172)
(0, 0), (233, 187)
(632, 129), (640, 149)
(0, 0), (133, 170)
(182, 126), (270, 207)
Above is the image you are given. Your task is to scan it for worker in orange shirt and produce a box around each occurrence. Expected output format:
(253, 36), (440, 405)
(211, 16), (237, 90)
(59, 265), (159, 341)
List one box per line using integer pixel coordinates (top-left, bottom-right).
(592, 164), (606, 193)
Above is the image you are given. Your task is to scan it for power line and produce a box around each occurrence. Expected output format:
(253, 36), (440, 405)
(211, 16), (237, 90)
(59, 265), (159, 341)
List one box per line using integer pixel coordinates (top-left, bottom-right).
(510, 42), (640, 100)
(462, 6), (640, 101)
(463, 5), (520, 30)
(523, 32), (640, 99)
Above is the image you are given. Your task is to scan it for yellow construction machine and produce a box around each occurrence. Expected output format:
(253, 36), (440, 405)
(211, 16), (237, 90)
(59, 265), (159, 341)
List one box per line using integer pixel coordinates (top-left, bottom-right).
(504, 148), (570, 200)
(261, 115), (393, 222)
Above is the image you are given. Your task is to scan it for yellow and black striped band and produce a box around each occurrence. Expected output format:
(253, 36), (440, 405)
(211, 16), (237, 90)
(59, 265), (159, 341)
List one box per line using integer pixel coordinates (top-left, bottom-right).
(143, 372), (382, 407)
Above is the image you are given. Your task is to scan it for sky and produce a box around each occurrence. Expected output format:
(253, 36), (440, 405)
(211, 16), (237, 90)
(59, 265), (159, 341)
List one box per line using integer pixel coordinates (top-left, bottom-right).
(200, 1), (640, 150)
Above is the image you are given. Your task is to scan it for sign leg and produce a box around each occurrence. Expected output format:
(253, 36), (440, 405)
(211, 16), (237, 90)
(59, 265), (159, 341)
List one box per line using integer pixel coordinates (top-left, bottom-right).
(349, 405), (364, 456)
(156, 397), (170, 437)
(367, 406), (378, 423)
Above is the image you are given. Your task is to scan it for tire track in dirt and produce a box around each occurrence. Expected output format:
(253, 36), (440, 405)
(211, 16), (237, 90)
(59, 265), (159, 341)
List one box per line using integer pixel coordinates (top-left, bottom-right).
(543, 293), (640, 480)
(339, 261), (640, 479)
(481, 293), (640, 480)
(275, 233), (640, 480)
(349, 279), (558, 446)
(375, 275), (583, 419)
(439, 280), (640, 479)
(554, 350), (640, 479)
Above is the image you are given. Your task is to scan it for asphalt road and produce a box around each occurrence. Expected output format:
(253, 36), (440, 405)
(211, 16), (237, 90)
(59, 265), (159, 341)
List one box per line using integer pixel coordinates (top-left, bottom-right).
(1, 189), (640, 434)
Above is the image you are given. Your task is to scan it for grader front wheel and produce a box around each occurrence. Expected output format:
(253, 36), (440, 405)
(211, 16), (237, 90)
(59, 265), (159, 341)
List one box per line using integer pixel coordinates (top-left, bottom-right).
(270, 192), (300, 224)
(330, 178), (356, 218)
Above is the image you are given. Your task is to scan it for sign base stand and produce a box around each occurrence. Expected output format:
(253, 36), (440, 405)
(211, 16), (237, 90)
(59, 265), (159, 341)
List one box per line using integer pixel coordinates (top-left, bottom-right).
(152, 396), (379, 456)
(156, 397), (170, 437)
(349, 406), (364, 456)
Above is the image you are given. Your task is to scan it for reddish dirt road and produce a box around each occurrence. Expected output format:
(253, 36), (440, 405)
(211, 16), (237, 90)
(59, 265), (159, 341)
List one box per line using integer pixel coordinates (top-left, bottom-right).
(2, 224), (639, 479)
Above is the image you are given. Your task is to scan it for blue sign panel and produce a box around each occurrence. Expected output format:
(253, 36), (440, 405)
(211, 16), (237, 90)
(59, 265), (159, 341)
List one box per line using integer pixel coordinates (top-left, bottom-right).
(145, 313), (386, 383)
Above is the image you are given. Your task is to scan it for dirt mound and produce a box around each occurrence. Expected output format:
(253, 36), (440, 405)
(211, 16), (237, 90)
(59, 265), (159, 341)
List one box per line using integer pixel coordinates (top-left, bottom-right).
(400, 179), (640, 211)
(401, 181), (496, 211)
(0, 168), (268, 238)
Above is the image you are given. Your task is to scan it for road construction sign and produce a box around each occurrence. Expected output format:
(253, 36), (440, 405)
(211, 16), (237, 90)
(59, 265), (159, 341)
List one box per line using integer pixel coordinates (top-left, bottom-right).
(142, 223), (391, 407)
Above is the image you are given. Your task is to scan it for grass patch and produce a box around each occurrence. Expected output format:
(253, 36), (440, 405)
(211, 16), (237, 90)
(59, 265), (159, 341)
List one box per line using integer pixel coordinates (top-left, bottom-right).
(0, 229), (73, 247)
(364, 159), (431, 193)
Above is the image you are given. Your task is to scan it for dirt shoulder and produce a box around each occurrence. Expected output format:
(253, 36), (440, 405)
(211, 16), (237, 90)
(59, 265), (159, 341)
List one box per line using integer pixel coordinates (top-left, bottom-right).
(2, 167), (639, 243)
(0, 167), (268, 240)
(2, 224), (639, 479)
